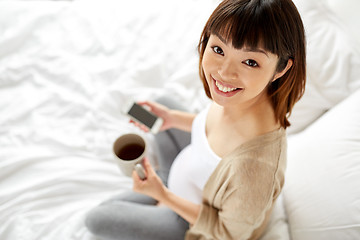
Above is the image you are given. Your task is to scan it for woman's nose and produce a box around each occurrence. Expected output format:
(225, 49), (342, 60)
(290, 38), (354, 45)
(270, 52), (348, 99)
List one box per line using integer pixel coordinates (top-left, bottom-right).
(218, 58), (239, 80)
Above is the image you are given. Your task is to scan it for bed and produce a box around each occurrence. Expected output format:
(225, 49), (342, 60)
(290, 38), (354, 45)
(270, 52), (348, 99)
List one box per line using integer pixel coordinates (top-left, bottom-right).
(0, 0), (359, 239)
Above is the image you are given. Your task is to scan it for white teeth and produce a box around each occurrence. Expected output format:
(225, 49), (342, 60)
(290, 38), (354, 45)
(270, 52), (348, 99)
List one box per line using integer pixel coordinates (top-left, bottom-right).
(215, 81), (238, 93)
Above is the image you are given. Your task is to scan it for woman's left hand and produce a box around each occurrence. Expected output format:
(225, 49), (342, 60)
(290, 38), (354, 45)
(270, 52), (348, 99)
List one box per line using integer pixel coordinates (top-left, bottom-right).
(132, 158), (167, 202)
(133, 158), (201, 225)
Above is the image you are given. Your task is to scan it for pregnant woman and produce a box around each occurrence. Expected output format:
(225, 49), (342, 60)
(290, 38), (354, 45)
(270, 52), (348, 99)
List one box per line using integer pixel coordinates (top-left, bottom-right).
(85, 0), (306, 239)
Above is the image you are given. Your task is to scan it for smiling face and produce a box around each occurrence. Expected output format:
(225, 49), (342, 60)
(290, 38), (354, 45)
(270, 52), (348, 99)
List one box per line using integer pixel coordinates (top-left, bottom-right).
(198, 0), (306, 128)
(202, 34), (283, 109)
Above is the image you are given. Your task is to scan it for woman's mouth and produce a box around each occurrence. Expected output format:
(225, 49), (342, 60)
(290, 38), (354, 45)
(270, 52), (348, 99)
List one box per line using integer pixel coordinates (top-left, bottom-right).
(212, 77), (243, 97)
(215, 81), (238, 93)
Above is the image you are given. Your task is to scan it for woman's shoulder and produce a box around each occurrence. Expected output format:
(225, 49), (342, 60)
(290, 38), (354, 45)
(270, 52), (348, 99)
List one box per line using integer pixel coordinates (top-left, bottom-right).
(226, 127), (286, 160)
(210, 128), (287, 183)
(204, 131), (287, 202)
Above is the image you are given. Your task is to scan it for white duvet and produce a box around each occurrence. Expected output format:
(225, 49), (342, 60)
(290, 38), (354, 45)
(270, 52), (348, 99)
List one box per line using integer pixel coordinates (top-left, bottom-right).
(0, 1), (215, 239)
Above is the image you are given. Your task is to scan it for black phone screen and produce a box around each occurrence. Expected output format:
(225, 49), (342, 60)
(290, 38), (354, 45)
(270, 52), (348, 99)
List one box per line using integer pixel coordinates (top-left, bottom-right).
(128, 103), (157, 128)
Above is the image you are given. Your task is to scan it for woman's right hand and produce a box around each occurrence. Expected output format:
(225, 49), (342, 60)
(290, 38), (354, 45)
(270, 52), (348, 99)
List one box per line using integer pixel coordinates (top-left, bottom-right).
(130, 101), (173, 132)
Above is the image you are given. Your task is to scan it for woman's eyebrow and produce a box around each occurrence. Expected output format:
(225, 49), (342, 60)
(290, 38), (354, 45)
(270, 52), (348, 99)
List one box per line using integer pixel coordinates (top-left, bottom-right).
(243, 48), (269, 58)
(216, 34), (228, 44)
(214, 34), (269, 58)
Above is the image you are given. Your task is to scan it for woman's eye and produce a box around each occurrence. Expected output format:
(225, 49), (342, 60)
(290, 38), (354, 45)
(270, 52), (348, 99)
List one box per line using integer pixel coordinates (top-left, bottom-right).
(212, 46), (224, 55)
(244, 59), (258, 67)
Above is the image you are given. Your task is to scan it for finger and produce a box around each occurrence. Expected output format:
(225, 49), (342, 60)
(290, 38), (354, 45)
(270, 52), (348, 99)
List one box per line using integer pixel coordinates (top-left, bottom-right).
(143, 158), (156, 175)
(140, 126), (149, 132)
(138, 101), (161, 114)
(137, 101), (153, 107)
(134, 122), (147, 131)
(136, 101), (148, 106)
(129, 120), (150, 132)
(132, 170), (143, 192)
(132, 170), (140, 183)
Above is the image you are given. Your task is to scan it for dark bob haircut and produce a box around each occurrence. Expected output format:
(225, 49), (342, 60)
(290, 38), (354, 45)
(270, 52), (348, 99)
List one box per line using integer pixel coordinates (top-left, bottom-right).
(198, 0), (306, 128)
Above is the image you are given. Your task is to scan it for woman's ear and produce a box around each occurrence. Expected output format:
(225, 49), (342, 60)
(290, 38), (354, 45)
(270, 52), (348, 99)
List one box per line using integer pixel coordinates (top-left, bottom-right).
(272, 58), (293, 82)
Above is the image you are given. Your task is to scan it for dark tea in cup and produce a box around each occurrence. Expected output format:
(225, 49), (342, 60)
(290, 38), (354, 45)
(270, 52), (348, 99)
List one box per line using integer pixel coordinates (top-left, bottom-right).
(113, 133), (147, 177)
(116, 143), (145, 160)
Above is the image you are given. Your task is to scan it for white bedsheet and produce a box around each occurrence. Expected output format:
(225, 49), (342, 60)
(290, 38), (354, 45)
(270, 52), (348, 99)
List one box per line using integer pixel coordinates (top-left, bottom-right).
(0, 1), (212, 239)
(0, 1), (290, 239)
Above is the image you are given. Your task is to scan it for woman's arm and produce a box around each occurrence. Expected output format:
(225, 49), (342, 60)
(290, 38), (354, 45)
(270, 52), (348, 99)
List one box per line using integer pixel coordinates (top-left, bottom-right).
(135, 101), (196, 132)
(132, 158), (200, 224)
(167, 109), (196, 132)
(158, 187), (201, 225)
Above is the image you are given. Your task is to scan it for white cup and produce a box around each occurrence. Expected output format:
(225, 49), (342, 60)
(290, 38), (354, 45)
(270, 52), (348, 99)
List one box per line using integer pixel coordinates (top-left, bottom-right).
(113, 133), (146, 177)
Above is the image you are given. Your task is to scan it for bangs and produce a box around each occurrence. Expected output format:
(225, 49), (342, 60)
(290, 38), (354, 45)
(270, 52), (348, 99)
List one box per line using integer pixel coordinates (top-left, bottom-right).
(208, 0), (289, 57)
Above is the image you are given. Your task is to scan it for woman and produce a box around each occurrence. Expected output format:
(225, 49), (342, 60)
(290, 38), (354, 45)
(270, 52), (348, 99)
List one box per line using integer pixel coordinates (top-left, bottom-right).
(85, 0), (306, 239)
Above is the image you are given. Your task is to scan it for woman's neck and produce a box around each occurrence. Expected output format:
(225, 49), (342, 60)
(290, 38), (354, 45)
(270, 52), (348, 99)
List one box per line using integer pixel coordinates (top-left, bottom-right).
(215, 95), (279, 137)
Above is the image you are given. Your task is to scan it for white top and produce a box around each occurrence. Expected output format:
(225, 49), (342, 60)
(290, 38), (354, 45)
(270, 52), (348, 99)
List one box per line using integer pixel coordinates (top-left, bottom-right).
(167, 104), (221, 204)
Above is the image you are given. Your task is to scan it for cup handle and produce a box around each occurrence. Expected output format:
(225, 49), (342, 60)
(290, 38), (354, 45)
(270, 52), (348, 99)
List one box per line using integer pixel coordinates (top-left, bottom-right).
(134, 163), (146, 180)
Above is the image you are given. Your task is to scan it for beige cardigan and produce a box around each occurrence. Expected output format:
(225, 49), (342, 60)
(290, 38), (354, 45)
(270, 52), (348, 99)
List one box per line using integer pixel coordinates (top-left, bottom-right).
(185, 128), (287, 240)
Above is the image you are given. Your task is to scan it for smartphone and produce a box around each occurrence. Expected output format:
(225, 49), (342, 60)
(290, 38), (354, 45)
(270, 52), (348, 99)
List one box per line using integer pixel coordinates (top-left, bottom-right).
(124, 102), (163, 134)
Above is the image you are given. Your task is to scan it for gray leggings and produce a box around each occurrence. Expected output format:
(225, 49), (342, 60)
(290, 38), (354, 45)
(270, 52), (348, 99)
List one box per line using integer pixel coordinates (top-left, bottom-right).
(85, 97), (191, 240)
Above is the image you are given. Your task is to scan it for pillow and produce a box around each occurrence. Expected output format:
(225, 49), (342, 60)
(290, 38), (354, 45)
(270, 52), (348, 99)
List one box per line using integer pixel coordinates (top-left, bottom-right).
(288, 0), (360, 134)
(325, 0), (360, 47)
(283, 89), (360, 240)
